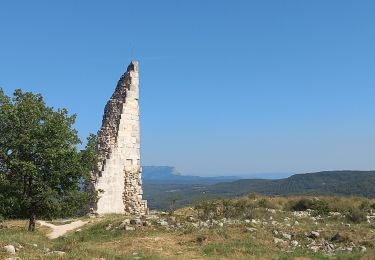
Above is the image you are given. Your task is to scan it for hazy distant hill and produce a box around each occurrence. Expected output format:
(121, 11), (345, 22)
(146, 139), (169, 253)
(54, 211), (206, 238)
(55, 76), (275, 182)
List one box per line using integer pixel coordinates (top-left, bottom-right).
(143, 170), (375, 210)
(142, 166), (241, 184)
(206, 170), (375, 197)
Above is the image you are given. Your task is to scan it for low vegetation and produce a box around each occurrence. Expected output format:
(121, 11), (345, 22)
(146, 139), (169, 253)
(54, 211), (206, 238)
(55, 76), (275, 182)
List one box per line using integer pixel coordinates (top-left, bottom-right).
(1, 194), (375, 259)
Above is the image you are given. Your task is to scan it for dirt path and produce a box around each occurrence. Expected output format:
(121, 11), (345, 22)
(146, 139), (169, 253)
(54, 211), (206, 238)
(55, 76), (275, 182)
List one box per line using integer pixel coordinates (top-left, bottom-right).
(38, 220), (88, 239)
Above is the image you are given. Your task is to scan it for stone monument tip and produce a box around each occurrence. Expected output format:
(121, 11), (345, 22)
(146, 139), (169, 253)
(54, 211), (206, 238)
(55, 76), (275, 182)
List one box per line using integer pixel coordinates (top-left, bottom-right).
(127, 60), (139, 72)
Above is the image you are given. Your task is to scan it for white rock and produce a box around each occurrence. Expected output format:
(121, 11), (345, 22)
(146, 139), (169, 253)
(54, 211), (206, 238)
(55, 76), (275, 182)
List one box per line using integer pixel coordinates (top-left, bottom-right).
(293, 211), (310, 218)
(158, 220), (168, 226)
(53, 251), (66, 256)
(282, 233), (292, 240)
(307, 231), (320, 239)
(130, 218), (142, 225)
(125, 226), (136, 231)
(274, 238), (286, 244)
(200, 222), (209, 228)
(291, 240), (299, 247)
(105, 224), (112, 230)
(3, 245), (16, 254)
(122, 219), (131, 225)
(46, 251), (65, 256)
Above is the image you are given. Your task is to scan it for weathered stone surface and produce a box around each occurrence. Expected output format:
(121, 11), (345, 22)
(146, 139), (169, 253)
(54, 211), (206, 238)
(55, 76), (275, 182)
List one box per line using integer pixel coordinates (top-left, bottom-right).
(91, 60), (147, 215)
(3, 245), (16, 254)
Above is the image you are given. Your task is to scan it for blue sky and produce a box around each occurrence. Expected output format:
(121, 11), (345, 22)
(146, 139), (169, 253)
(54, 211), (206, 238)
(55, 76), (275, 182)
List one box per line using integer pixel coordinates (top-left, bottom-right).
(1, 0), (375, 176)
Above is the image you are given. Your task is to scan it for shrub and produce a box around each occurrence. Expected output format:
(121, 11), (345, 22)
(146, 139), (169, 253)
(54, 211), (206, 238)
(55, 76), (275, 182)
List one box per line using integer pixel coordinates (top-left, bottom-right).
(285, 198), (329, 216)
(194, 200), (220, 220)
(310, 200), (330, 216)
(345, 208), (367, 223)
(359, 200), (371, 210)
(194, 198), (256, 220)
(257, 198), (277, 209)
(247, 193), (258, 200)
(286, 198), (313, 211)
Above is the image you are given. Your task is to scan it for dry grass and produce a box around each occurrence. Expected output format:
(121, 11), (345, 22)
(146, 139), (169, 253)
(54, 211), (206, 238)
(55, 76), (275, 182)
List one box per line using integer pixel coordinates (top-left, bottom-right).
(1, 195), (375, 259)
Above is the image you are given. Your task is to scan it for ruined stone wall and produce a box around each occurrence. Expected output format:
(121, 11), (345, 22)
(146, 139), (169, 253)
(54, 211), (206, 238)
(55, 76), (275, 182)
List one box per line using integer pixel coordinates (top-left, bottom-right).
(92, 61), (147, 215)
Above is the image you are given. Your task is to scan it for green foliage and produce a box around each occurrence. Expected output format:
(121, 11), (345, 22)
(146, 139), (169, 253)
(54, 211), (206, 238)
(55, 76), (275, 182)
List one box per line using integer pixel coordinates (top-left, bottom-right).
(257, 198), (277, 209)
(0, 88), (98, 220)
(168, 195), (181, 215)
(286, 198), (313, 211)
(311, 200), (330, 216)
(194, 200), (219, 220)
(345, 208), (367, 223)
(247, 192), (258, 200)
(285, 198), (330, 216)
(194, 198), (256, 220)
(359, 200), (371, 210)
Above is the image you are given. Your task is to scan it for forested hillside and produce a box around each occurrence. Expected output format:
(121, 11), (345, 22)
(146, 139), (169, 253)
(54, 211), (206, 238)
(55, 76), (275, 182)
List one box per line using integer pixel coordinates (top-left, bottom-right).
(143, 171), (375, 210)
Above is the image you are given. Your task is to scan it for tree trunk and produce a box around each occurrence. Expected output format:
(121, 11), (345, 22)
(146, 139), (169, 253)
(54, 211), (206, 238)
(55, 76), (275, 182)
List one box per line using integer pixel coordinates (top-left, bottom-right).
(28, 213), (36, 232)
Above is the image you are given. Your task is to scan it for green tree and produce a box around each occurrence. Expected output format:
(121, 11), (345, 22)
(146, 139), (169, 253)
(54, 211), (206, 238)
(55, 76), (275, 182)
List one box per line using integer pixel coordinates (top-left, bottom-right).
(0, 88), (97, 230)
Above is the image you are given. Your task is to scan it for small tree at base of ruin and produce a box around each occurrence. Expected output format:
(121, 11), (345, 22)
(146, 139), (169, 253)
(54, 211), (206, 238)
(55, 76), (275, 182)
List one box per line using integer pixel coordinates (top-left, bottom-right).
(0, 88), (98, 230)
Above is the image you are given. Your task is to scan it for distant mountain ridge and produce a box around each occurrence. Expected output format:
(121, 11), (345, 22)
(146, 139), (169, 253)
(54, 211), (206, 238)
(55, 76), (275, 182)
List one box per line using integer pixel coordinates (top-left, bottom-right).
(142, 166), (241, 184)
(206, 170), (375, 198)
(142, 169), (375, 210)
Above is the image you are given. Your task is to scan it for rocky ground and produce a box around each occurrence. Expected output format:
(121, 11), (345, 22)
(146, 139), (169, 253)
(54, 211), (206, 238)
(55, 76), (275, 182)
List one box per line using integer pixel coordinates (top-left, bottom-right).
(1, 195), (375, 259)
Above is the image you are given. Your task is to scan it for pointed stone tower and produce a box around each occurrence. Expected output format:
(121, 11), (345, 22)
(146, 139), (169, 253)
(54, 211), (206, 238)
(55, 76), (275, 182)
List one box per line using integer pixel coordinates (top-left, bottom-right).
(92, 60), (147, 215)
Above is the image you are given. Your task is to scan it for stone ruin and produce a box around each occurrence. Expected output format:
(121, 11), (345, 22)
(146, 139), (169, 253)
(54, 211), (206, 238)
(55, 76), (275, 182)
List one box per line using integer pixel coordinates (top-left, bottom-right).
(91, 60), (147, 215)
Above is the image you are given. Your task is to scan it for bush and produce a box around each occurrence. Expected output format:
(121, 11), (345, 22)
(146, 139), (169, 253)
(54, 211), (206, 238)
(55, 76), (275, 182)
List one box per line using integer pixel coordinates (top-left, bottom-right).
(345, 208), (367, 223)
(257, 198), (277, 209)
(359, 200), (371, 210)
(194, 200), (220, 220)
(286, 198), (313, 211)
(194, 198), (256, 220)
(285, 198), (329, 216)
(310, 200), (330, 216)
(247, 193), (258, 200)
